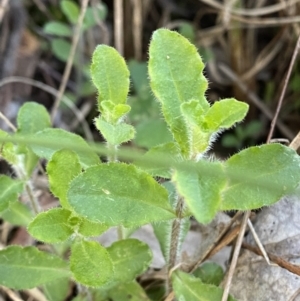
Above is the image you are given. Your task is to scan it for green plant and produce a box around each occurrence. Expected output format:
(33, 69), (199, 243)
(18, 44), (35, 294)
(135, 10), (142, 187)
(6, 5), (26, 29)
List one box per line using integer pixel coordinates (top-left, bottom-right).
(44, 0), (107, 63)
(43, 0), (108, 99)
(0, 29), (300, 301)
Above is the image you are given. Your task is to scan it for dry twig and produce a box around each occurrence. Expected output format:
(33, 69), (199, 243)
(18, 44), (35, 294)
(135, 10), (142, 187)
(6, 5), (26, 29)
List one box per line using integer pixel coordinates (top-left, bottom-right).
(0, 0), (8, 24)
(289, 131), (300, 151)
(267, 34), (300, 142)
(199, 0), (300, 17)
(219, 63), (294, 140)
(114, 0), (124, 55)
(131, 0), (143, 60)
(51, 0), (90, 122)
(221, 211), (251, 301)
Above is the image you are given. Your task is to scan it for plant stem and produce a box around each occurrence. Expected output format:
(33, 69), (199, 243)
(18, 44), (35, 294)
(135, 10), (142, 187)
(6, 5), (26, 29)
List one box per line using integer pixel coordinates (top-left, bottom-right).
(14, 166), (40, 215)
(117, 225), (125, 240)
(166, 195), (185, 293)
(107, 142), (125, 240)
(107, 142), (117, 163)
(25, 182), (40, 215)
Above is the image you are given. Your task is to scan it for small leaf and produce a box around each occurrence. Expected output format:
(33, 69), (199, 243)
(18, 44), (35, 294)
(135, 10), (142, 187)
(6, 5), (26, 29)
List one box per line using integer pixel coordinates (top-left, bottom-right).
(43, 278), (70, 301)
(202, 98), (249, 132)
(83, 4), (107, 29)
(47, 149), (82, 208)
(0, 131), (39, 177)
(95, 118), (135, 145)
(43, 21), (72, 37)
(100, 101), (131, 123)
(31, 128), (100, 168)
(91, 45), (130, 108)
(0, 246), (70, 289)
(0, 176), (24, 213)
(78, 218), (109, 237)
(51, 39), (71, 62)
(0, 201), (33, 226)
(17, 102), (51, 135)
(107, 281), (151, 301)
(180, 98), (249, 155)
(70, 240), (114, 287)
(28, 208), (74, 243)
(179, 22), (195, 42)
(149, 29), (209, 157)
(0, 130), (16, 165)
(172, 270), (237, 301)
(221, 144), (300, 210)
(107, 239), (152, 283)
(180, 99), (206, 126)
(60, 0), (80, 24)
(68, 163), (176, 227)
(193, 262), (224, 286)
(173, 161), (226, 224)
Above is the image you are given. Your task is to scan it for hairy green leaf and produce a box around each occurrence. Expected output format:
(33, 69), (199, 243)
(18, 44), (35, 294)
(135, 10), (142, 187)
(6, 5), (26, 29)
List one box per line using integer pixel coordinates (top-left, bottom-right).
(0, 130), (39, 177)
(221, 143), (300, 210)
(91, 45), (130, 108)
(28, 208), (74, 243)
(70, 240), (114, 287)
(172, 270), (237, 301)
(0, 176), (24, 213)
(180, 98), (248, 154)
(31, 128), (100, 168)
(68, 163), (176, 227)
(149, 29), (209, 157)
(107, 239), (152, 283)
(11, 103), (50, 175)
(173, 161), (226, 224)
(174, 144), (300, 224)
(47, 149), (82, 208)
(180, 99), (206, 126)
(0, 246), (70, 289)
(95, 118), (135, 145)
(78, 218), (109, 237)
(100, 100), (131, 124)
(17, 102), (51, 135)
(202, 98), (248, 132)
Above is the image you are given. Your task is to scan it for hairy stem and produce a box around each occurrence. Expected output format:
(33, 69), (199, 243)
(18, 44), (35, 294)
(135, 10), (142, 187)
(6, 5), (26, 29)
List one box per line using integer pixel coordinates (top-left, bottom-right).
(14, 166), (40, 215)
(107, 142), (117, 163)
(166, 195), (185, 293)
(25, 182), (40, 215)
(107, 142), (125, 240)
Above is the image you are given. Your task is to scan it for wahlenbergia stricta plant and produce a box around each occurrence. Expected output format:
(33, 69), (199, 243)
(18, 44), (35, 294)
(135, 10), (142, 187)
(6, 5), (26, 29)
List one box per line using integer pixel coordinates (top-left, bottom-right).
(0, 29), (299, 301)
